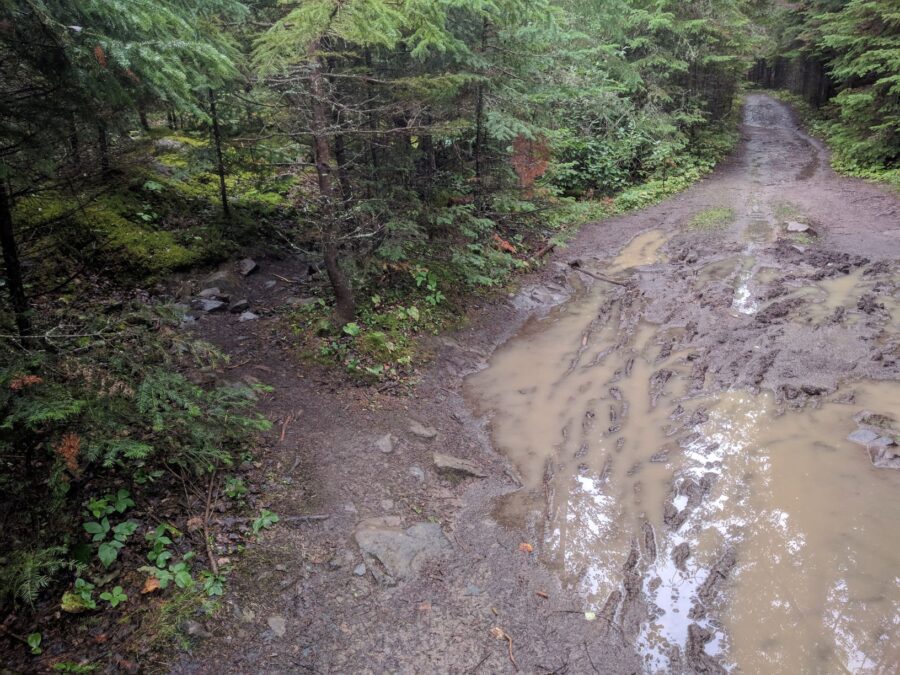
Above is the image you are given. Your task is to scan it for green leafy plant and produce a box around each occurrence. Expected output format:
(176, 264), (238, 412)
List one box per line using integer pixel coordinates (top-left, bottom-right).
(83, 517), (138, 568)
(223, 476), (247, 499)
(27, 632), (42, 655)
(99, 586), (127, 608)
(251, 509), (279, 534)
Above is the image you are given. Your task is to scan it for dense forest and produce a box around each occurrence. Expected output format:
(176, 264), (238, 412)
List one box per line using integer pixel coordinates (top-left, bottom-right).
(0, 0), (897, 669)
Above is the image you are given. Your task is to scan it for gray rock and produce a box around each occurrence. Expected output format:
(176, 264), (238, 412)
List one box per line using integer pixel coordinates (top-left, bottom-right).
(204, 270), (241, 293)
(238, 311), (259, 322)
(409, 421), (438, 439)
(182, 620), (211, 639)
(191, 298), (227, 313)
(198, 287), (229, 301)
(353, 563), (367, 576)
(238, 258), (259, 277)
(264, 280), (277, 290)
(848, 428), (879, 445)
(154, 138), (183, 152)
(786, 221), (810, 233)
(354, 517), (451, 581)
(464, 584), (482, 596)
(380, 499), (394, 510)
(374, 434), (395, 454)
(267, 615), (287, 638)
(230, 299), (251, 313)
(433, 452), (487, 477)
(409, 466), (425, 482)
(868, 440), (900, 469)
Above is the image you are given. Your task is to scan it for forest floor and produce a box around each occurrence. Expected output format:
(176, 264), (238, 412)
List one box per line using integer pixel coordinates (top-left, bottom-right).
(168, 94), (900, 673)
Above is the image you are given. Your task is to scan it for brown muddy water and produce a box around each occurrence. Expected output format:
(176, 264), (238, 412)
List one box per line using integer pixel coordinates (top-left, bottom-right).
(466, 235), (900, 673)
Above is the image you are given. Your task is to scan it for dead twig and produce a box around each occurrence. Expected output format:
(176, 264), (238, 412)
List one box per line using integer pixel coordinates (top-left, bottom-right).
(490, 626), (518, 671)
(273, 273), (301, 284)
(279, 413), (295, 442)
(568, 265), (628, 287)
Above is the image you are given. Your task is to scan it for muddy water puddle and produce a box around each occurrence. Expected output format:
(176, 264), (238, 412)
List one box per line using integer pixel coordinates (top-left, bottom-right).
(466, 239), (900, 672)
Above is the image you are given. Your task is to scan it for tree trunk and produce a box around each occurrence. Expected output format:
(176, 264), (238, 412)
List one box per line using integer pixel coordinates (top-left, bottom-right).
(208, 89), (230, 219)
(473, 18), (489, 211)
(97, 121), (110, 175)
(0, 182), (33, 341)
(138, 105), (150, 132)
(333, 132), (352, 201)
(308, 40), (355, 324)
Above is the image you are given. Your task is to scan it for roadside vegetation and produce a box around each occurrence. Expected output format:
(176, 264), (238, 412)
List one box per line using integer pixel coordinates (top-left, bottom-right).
(750, 0), (900, 190)
(6, 0), (892, 669)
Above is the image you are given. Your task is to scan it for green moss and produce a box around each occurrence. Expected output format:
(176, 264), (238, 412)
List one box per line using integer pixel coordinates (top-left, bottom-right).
(687, 207), (735, 231)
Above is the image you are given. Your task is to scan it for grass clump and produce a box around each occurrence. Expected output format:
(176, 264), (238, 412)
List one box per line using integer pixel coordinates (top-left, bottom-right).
(687, 207), (735, 231)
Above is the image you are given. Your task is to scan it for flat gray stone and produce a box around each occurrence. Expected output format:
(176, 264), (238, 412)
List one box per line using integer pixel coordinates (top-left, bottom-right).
(848, 429), (879, 446)
(433, 452), (487, 477)
(869, 444), (900, 470)
(374, 434), (395, 454)
(238, 258), (259, 277)
(267, 615), (287, 638)
(353, 563), (367, 576)
(199, 287), (229, 301)
(354, 518), (450, 581)
(191, 298), (227, 313)
(786, 221), (810, 233)
(409, 421), (438, 439)
(238, 311), (259, 322)
(409, 466), (425, 482)
(230, 299), (250, 313)
(286, 296), (318, 307)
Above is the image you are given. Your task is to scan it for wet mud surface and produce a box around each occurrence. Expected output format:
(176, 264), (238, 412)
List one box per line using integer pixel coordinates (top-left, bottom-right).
(176, 94), (899, 673)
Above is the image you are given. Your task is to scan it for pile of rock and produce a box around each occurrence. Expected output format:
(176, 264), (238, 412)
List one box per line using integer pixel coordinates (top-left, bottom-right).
(847, 410), (899, 469)
(188, 286), (258, 322)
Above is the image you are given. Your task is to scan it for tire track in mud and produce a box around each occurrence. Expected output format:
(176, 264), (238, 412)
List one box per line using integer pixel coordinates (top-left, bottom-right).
(466, 94), (900, 673)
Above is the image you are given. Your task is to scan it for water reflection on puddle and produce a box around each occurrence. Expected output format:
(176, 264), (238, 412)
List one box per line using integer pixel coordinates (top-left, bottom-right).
(465, 240), (900, 672)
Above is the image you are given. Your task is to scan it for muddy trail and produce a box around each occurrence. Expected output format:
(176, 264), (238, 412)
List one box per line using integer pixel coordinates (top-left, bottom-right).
(177, 94), (900, 674)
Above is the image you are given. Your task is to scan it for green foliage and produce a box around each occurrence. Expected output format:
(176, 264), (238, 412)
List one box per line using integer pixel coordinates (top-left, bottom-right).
(251, 509), (279, 534)
(688, 207), (736, 231)
(27, 632), (42, 655)
(99, 585), (127, 608)
(0, 547), (79, 608)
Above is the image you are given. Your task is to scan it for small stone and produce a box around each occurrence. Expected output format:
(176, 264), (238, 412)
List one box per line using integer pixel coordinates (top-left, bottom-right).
(238, 258), (259, 277)
(267, 615), (287, 638)
(380, 499), (394, 510)
(791, 244), (806, 253)
(274, 564), (287, 572)
(786, 221), (810, 233)
(183, 620), (211, 639)
(154, 138), (183, 151)
(191, 298), (227, 313)
(409, 421), (438, 439)
(264, 280), (277, 290)
(409, 466), (425, 482)
(199, 287), (229, 301)
(464, 584), (482, 596)
(433, 452), (487, 477)
(374, 434), (394, 454)
(238, 311), (259, 322)
(353, 519), (451, 581)
(353, 563), (367, 576)
(847, 429), (879, 445)
(230, 299), (251, 313)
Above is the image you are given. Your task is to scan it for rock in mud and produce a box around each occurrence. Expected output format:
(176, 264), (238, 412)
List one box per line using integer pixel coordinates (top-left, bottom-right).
(353, 563), (367, 576)
(353, 517), (450, 581)
(199, 287), (229, 302)
(229, 299), (251, 313)
(847, 428), (879, 446)
(869, 441), (900, 470)
(266, 615), (287, 638)
(409, 466), (425, 482)
(672, 542), (691, 571)
(191, 298), (227, 313)
(374, 434), (395, 454)
(408, 420), (438, 439)
(238, 311), (259, 322)
(204, 270), (241, 293)
(433, 452), (487, 477)
(238, 258), (259, 277)
(786, 221), (812, 234)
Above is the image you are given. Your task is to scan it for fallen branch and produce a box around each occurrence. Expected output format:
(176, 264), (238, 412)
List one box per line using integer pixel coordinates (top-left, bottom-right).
(490, 626), (518, 671)
(568, 264), (628, 287)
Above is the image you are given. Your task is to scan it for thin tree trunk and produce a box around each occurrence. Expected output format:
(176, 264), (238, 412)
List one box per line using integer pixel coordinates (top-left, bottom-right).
(473, 18), (488, 211)
(69, 116), (80, 166)
(208, 89), (230, 219)
(0, 182), (33, 341)
(97, 121), (110, 175)
(333, 132), (352, 201)
(138, 105), (150, 132)
(308, 40), (355, 324)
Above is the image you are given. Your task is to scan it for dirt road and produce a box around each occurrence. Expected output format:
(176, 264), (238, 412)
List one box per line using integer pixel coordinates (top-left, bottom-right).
(176, 94), (899, 673)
